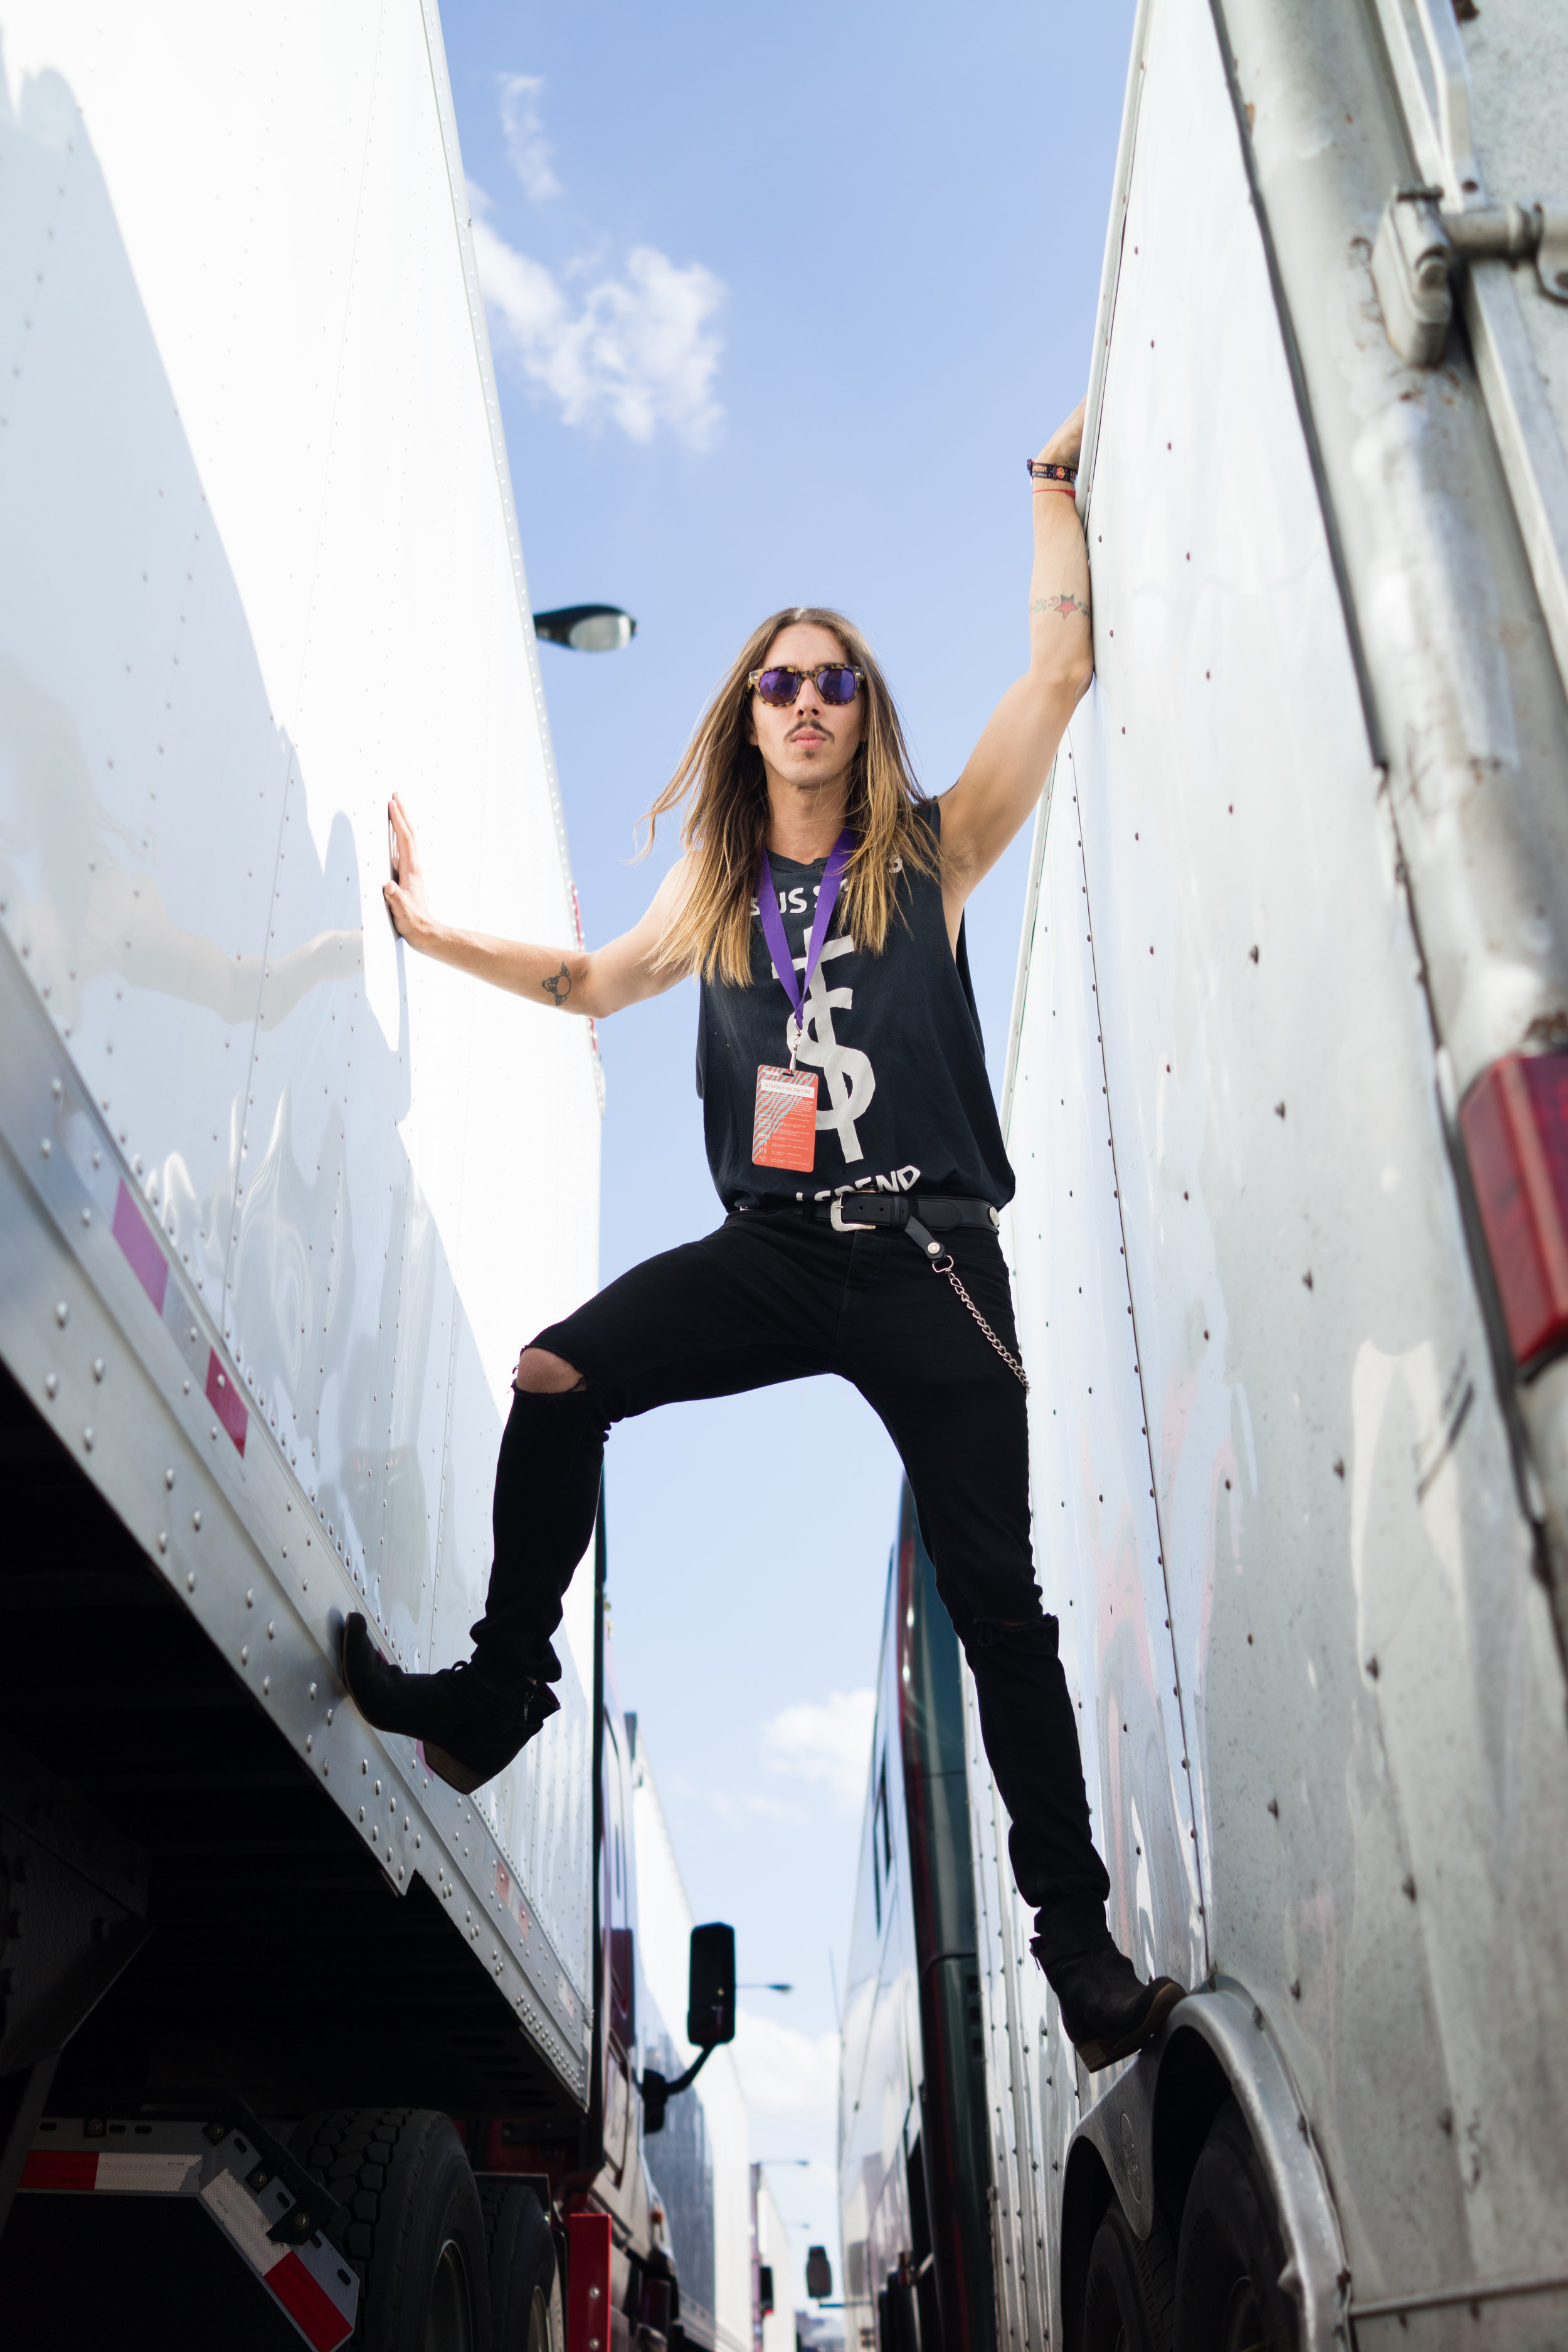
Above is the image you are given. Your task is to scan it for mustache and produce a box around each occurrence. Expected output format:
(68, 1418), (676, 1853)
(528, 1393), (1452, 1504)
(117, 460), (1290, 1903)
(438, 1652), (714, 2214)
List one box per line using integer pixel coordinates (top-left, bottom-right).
(787, 716), (831, 738)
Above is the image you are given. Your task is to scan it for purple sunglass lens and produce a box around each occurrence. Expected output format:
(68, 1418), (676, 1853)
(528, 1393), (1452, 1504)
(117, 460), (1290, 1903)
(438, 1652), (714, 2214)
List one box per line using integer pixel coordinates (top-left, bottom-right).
(756, 667), (803, 705)
(816, 666), (859, 704)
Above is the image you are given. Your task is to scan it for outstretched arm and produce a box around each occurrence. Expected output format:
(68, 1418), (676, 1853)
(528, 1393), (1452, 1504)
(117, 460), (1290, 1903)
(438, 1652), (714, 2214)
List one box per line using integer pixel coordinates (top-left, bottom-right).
(937, 402), (1094, 926)
(383, 793), (692, 1019)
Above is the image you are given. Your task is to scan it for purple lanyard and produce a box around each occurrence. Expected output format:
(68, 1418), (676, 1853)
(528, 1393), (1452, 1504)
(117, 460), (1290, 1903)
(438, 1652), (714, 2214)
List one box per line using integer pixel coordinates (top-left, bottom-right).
(756, 829), (855, 1067)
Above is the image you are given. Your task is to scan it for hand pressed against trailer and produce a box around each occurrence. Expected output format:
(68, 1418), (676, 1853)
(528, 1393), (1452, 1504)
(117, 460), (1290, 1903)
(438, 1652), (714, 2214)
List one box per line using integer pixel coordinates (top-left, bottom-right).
(351, 402), (1185, 2072)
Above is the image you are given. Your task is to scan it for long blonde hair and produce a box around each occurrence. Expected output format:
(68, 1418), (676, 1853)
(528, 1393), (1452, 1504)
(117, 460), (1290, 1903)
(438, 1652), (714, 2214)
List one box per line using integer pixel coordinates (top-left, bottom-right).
(642, 606), (939, 987)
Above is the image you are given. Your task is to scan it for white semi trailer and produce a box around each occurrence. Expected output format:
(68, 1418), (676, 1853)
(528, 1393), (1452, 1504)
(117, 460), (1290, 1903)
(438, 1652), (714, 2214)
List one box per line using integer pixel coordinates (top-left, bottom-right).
(842, 1), (1568, 2348)
(0, 8), (743, 2346)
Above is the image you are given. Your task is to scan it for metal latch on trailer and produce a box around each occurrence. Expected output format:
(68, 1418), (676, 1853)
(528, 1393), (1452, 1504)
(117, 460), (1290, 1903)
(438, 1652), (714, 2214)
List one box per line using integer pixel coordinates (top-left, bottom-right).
(18, 2102), (359, 2349)
(1373, 186), (1568, 366)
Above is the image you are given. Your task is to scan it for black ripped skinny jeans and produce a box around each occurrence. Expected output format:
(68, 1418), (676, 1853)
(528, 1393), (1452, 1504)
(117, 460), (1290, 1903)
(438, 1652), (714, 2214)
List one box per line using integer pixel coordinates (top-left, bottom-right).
(475, 1209), (1110, 1947)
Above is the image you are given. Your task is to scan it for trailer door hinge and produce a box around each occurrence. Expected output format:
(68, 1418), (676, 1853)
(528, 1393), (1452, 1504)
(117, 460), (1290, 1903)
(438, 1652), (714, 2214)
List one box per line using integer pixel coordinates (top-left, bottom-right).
(1372, 186), (1568, 366)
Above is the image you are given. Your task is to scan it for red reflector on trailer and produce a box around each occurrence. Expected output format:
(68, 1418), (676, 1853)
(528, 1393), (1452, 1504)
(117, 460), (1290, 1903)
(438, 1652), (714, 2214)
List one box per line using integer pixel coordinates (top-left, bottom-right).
(267, 2247), (355, 2351)
(19, 2150), (98, 2191)
(1459, 1052), (1568, 1366)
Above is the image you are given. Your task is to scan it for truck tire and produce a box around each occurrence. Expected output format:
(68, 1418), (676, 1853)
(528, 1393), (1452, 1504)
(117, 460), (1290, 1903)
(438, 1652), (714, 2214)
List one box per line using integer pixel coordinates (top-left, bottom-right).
(480, 2181), (561, 2352)
(1081, 2196), (1176, 2352)
(292, 2106), (492, 2352)
(1173, 2099), (1298, 2352)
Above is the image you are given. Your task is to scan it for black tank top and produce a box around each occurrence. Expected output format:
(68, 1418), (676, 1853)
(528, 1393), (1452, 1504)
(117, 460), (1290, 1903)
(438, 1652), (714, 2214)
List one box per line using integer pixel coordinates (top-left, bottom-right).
(696, 802), (1015, 1212)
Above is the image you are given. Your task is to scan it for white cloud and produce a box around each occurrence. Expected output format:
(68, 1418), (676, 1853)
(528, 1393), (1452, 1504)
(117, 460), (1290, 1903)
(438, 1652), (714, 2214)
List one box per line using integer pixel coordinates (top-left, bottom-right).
(470, 68), (724, 450)
(471, 195), (724, 449)
(498, 73), (561, 202)
(760, 1688), (876, 1815)
(733, 2008), (841, 2122)
(687, 1783), (808, 1831)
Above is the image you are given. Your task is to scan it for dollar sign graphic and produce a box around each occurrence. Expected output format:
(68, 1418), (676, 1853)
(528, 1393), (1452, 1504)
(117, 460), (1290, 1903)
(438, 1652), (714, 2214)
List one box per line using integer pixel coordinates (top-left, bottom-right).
(790, 935), (876, 1163)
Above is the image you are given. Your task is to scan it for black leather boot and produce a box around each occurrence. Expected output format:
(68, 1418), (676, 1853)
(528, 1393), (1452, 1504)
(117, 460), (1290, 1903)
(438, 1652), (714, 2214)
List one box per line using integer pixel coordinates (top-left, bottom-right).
(1039, 1943), (1186, 2070)
(341, 1614), (559, 1796)
(1031, 1898), (1186, 2071)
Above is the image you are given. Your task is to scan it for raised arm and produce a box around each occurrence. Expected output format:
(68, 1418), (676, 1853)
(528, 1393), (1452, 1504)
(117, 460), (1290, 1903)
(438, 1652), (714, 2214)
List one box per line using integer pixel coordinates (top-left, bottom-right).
(936, 402), (1094, 924)
(383, 793), (692, 1019)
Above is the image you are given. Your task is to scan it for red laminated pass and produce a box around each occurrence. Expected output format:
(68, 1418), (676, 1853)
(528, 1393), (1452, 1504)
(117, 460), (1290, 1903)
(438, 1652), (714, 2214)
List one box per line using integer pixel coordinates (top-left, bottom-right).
(753, 1064), (819, 1170)
(751, 829), (852, 1176)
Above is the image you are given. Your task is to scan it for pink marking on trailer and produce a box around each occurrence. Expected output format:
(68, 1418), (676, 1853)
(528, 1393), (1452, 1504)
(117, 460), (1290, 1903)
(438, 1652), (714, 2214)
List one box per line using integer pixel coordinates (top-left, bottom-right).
(495, 1857), (532, 1938)
(206, 1349), (248, 1455)
(112, 1179), (168, 1314)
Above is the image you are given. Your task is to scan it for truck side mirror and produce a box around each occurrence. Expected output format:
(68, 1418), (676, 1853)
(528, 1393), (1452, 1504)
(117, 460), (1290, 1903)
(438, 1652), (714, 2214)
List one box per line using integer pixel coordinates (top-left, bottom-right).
(640, 1924), (734, 2140)
(641, 2070), (669, 2134)
(687, 1922), (736, 2047)
(806, 2247), (833, 2300)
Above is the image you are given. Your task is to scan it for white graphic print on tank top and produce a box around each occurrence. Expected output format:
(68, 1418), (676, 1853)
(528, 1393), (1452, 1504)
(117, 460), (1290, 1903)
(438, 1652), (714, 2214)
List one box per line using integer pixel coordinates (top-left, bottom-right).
(786, 931), (876, 1162)
(696, 803), (1015, 1214)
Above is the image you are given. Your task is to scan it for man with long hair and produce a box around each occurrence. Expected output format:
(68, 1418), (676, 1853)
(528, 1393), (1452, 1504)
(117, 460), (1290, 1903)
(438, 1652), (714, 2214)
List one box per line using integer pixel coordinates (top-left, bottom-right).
(343, 403), (1185, 2068)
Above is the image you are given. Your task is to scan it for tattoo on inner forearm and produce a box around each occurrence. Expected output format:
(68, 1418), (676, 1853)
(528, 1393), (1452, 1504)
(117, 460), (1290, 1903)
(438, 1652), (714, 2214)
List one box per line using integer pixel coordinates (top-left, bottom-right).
(1032, 592), (1090, 621)
(542, 961), (572, 1006)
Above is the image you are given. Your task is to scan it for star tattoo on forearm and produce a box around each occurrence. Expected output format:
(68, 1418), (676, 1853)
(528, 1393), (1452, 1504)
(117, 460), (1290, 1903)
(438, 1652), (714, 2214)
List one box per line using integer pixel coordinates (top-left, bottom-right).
(542, 961), (572, 1005)
(1032, 592), (1090, 620)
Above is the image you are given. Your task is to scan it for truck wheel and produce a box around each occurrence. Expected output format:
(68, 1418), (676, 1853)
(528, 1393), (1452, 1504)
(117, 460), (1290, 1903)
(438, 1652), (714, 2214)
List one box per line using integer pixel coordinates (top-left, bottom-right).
(1173, 2099), (1298, 2352)
(480, 2181), (561, 2352)
(1081, 2197), (1176, 2352)
(293, 2106), (492, 2351)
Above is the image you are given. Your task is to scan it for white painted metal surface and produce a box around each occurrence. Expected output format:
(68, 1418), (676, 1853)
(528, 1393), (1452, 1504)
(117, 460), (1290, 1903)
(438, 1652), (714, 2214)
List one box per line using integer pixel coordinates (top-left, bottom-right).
(630, 1727), (752, 2352)
(753, 2167), (795, 2352)
(0, 3), (601, 2089)
(837, 1569), (920, 2341)
(965, 0), (1568, 2342)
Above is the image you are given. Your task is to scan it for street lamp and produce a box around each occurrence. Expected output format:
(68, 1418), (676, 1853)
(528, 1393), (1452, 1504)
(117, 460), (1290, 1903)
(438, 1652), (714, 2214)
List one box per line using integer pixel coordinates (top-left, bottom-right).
(533, 603), (637, 652)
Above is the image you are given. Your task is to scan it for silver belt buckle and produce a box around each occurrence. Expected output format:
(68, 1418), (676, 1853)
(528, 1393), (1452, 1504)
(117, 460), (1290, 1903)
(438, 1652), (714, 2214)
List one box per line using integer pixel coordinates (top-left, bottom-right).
(829, 1197), (875, 1233)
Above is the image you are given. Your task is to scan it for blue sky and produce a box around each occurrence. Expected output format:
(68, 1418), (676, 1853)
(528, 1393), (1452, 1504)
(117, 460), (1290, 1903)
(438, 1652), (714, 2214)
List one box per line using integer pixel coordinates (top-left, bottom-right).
(441, 0), (1136, 2294)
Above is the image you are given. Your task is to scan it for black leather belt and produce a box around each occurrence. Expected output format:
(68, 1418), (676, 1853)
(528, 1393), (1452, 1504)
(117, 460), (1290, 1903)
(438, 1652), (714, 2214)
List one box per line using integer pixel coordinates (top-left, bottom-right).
(799, 1192), (1002, 1258)
(739, 1193), (1025, 1383)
